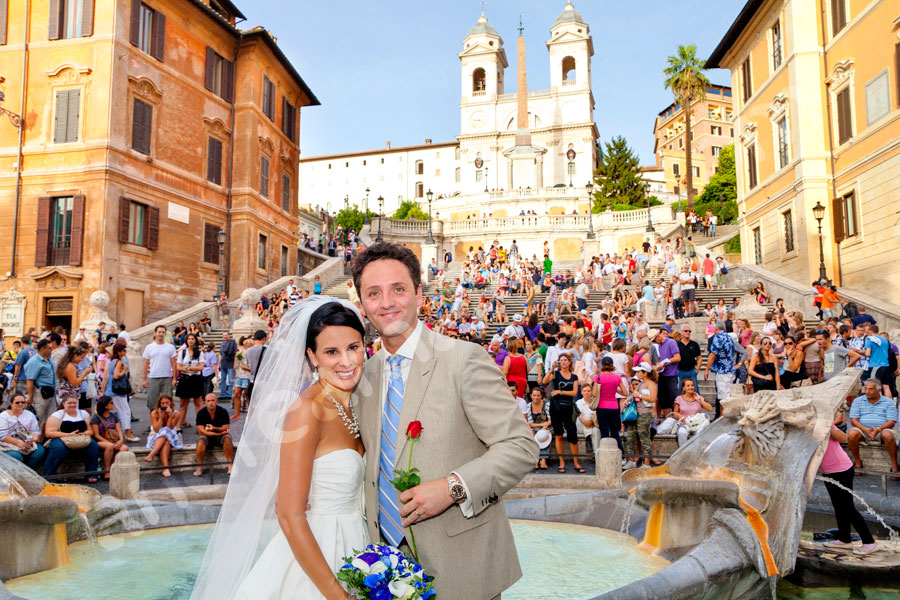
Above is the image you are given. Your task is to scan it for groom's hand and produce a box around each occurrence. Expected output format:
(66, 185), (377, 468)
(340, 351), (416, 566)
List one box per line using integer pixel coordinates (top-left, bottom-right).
(399, 478), (454, 527)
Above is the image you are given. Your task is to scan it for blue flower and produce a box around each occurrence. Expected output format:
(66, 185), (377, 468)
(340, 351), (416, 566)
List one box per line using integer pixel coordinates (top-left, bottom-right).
(357, 552), (381, 566)
(371, 584), (392, 600)
(423, 588), (436, 599)
(363, 573), (384, 588)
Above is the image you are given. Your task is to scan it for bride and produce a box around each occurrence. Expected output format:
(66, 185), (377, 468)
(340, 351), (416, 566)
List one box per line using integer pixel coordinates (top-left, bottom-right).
(191, 296), (368, 600)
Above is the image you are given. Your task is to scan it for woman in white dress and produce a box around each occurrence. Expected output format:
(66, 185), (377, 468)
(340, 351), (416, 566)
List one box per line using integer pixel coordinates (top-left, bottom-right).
(191, 297), (368, 600)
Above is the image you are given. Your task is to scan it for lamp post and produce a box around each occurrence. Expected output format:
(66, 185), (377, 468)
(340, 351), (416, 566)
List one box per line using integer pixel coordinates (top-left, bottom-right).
(216, 229), (226, 298)
(364, 187), (370, 225)
(812, 200), (828, 283)
(585, 181), (595, 239)
(484, 166), (489, 193)
(376, 195), (384, 242)
(344, 195), (349, 210)
(426, 189), (434, 244)
(645, 183), (655, 234)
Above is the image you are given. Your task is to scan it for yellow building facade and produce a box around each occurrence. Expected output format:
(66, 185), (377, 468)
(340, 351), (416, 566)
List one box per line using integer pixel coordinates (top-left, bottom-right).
(0, 0), (317, 342)
(653, 85), (735, 199)
(707, 0), (900, 296)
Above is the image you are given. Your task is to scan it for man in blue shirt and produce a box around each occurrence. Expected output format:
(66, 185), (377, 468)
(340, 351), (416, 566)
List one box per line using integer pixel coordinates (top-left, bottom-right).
(12, 335), (37, 396)
(703, 320), (736, 417)
(24, 339), (57, 428)
(864, 325), (894, 399)
(851, 305), (876, 329)
(848, 379), (898, 472)
(637, 280), (654, 317)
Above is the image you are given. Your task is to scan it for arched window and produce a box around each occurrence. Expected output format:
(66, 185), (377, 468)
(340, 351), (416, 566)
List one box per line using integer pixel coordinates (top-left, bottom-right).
(454, 146), (461, 160)
(455, 167), (461, 182)
(562, 56), (576, 83)
(415, 159), (424, 175)
(415, 182), (424, 198)
(473, 68), (486, 93)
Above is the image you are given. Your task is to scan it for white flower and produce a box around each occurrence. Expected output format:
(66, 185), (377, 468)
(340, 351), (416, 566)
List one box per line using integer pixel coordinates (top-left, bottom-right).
(388, 554), (400, 569)
(369, 561), (388, 575)
(351, 558), (371, 573)
(388, 580), (411, 598)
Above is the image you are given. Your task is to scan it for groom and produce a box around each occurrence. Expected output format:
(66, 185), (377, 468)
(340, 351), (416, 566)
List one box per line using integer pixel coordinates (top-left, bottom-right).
(351, 243), (538, 600)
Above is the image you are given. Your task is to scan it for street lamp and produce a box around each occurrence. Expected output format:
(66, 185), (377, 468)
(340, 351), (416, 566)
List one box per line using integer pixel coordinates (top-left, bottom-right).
(812, 200), (828, 283)
(645, 183), (655, 234)
(376, 195), (384, 242)
(344, 195), (349, 210)
(426, 189), (434, 244)
(364, 187), (370, 225)
(484, 166), (489, 193)
(585, 181), (595, 239)
(216, 229), (227, 298)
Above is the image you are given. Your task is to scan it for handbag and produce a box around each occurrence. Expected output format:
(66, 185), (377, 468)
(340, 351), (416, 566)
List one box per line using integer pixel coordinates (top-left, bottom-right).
(61, 434), (92, 450)
(40, 386), (55, 399)
(111, 360), (132, 396)
(622, 399), (638, 424)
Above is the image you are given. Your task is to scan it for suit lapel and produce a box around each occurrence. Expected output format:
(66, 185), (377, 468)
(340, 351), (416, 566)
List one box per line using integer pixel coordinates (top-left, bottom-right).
(355, 355), (384, 486)
(395, 328), (437, 469)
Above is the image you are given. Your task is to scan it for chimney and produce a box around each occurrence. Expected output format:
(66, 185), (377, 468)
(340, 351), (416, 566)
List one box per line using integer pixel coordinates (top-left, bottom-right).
(425, 138), (432, 144)
(386, 141), (391, 149)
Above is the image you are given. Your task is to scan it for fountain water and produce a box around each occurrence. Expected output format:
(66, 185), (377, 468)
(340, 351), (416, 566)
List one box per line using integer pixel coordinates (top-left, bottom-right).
(813, 475), (900, 549)
(619, 493), (637, 535)
(700, 431), (740, 468)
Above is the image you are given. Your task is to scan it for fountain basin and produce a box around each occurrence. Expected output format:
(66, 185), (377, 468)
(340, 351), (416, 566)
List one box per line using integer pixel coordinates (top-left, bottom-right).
(5, 519), (670, 600)
(0, 496), (77, 581)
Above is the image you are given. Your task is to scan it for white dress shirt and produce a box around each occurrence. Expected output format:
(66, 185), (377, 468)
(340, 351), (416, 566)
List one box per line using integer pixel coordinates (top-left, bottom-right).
(376, 320), (475, 517)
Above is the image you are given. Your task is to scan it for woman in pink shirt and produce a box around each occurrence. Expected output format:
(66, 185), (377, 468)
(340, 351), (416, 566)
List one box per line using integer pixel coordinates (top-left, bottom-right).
(671, 379), (713, 446)
(595, 356), (627, 452)
(820, 414), (876, 555)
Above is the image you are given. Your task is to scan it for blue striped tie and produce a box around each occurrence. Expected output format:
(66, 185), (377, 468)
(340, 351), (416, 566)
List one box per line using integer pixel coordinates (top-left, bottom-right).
(378, 355), (405, 547)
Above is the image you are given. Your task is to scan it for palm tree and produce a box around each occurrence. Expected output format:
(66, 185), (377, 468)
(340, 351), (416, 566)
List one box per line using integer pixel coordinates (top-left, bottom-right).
(663, 44), (710, 211)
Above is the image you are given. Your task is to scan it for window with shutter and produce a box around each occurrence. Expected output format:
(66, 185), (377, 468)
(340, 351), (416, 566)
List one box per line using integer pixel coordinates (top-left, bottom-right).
(281, 174), (291, 211)
(260, 155), (270, 198)
(753, 227), (762, 265)
(147, 205), (159, 250)
(68, 194), (85, 265)
(841, 192), (858, 239)
(747, 144), (758, 190)
(80, 0), (93, 37)
(0, 0), (9, 45)
(203, 223), (221, 264)
(831, 0), (847, 36)
(35, 196), (52, 267)
(741, 58), (752, 102)
(771, 22), (782, 70)
(836, 87), (852, 145)
(777, 117), (789, 168)
(263, 76), (275, 120)
(281, 99), (296, 141)
(118, 196), (131, 243)
(49, 196), (74, 265)
(281, 246), (288, 277)
(258, 234), (267, 270)
(782, 210), (794, 253)
(132, 98), (152, 155)
(127, 201), (147, 246)
(131, 2), (159, 57)
(204, 46), (232, 101)
(207, 137), (223, 184)
(54, 89), (79, 143)
(832, 195), (845, 243)
(55, 0), (86, 40)
(150, 9), (165, 61)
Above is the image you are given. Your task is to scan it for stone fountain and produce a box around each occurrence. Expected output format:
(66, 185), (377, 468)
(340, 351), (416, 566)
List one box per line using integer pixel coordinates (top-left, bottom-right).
(599, 368), (864, 599)
(0, 452), (99, 580)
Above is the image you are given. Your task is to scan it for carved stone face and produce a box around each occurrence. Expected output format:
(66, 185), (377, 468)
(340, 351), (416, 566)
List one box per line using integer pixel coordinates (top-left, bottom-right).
(736, 391), (785, 465)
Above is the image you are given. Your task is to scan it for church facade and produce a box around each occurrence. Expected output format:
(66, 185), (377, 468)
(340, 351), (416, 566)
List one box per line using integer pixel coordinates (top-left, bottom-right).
(299, 2), (599, 220)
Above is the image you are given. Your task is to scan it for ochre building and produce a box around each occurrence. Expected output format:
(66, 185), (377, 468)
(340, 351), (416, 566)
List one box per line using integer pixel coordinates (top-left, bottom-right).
(707, 0), (900, 297)
(0, 0), (318, 342)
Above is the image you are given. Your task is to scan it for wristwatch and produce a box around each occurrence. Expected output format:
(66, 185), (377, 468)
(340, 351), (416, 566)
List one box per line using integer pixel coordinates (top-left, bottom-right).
(446, 473), (467, 503)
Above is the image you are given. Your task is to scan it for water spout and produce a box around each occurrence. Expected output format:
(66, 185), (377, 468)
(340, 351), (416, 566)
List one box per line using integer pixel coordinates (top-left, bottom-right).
(814, 475), (900, 550)
(0, 463), (29, 500)
(700, 431), (740, 469)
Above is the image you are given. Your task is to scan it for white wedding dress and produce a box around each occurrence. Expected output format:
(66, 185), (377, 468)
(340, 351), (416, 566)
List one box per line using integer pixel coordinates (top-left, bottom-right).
(235, 448), (369, 599)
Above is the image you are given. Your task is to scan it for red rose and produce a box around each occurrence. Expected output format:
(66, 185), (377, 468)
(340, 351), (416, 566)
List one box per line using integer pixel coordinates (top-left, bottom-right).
(406, 420), (423, 439)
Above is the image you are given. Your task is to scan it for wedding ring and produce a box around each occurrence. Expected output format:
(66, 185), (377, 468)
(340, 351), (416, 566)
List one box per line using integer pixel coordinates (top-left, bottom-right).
(415, 510), (423, 519)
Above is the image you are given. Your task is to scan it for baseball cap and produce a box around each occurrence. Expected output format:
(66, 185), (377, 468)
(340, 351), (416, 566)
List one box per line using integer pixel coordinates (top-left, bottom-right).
(601, 356), (614, 367)
(633, 363), (652, 373)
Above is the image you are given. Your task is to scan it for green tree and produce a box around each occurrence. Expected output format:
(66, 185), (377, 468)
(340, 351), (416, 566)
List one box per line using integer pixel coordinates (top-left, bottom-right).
(694, 144), (738, 223)
(392, 200), (429, 220)
(592, 136), (648, 210)
(663, 44), (711, 210)
(334, 206), (375, 233)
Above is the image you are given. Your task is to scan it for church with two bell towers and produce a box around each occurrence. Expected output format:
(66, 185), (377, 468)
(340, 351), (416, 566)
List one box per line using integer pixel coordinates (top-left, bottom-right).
(298, 2), (599, 220)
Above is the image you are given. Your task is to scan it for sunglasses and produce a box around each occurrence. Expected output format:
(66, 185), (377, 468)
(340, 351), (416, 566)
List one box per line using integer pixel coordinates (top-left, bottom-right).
(785, 341), (794, 345)
(11, 401), (26, 405)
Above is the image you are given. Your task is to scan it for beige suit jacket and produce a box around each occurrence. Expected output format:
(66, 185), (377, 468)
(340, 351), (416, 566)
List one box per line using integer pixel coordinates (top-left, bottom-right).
(352, 326), (538, 600)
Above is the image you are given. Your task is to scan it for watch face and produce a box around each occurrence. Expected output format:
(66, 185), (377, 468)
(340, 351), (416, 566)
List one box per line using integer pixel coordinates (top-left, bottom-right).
(450, 483), (466, 500)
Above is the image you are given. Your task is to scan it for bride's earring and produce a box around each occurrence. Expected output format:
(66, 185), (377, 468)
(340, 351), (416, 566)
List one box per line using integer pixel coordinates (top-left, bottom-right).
(311, 368), (319, 383)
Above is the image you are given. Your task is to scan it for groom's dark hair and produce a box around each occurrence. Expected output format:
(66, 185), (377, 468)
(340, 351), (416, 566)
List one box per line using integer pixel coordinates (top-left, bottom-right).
(351, 242), (421, 293)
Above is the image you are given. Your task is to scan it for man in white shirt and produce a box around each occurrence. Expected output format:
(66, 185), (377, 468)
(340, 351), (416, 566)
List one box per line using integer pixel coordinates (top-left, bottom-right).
(678, 267), (697, 316)
(504, 314), (526, 340)
(544, 332), (571, 372)
(117, 324), (132, 344)
(142, 325), (177, 410)
(451, 278), (464, 314)
(574, 281), (590, 312)
(470, 316), (486, 343)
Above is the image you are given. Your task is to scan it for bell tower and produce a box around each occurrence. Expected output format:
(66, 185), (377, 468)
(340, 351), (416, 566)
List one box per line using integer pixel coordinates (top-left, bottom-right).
(547, 1), (593, 92)
(459, 11), (508, 136)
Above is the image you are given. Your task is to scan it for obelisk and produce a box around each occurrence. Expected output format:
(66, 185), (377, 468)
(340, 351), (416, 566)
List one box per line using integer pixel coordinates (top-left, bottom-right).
(510, 15), (539, 189)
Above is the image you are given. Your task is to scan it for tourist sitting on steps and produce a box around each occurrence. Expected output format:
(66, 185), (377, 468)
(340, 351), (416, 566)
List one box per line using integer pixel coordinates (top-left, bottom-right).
(144, 393), (183, 478)
(43, 396), (100, 482)
(90, 396), (129, 479)
(0, 394), (46, 470)
(194, 393), (234, 476)
(847, 379), (899, 474)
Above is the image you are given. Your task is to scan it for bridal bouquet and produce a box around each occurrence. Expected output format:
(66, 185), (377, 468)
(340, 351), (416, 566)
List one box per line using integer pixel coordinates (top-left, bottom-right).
(337, 544), (435, 600)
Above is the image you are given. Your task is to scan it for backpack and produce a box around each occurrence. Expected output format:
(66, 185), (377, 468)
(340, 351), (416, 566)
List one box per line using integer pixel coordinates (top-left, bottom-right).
(842, 302), (860, 320)
(720, 265), (728, 275)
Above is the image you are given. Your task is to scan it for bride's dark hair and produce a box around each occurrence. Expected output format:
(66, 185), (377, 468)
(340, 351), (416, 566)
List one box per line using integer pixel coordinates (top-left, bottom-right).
(305, 302), (366, 354)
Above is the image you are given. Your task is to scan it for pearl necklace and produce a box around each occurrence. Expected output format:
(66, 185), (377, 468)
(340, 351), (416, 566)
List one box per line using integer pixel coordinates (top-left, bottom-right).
(323, 385), (360, 439)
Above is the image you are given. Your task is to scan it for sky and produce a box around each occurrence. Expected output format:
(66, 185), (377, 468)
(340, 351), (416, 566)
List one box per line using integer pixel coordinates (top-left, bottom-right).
(238, 1), (744, 166)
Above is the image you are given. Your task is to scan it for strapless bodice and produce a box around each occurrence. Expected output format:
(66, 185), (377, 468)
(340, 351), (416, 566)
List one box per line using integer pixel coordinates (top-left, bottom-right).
(305, 448), (365, 516)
